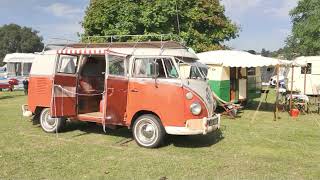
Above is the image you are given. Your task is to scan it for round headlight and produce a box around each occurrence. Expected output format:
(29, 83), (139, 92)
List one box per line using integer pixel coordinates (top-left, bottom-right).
(186, 92), (193, 100)
(190, 102), (202, 115)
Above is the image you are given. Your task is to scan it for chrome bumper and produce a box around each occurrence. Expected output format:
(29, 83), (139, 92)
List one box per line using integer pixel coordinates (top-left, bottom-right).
(165, 114), (221, 135)
(21, 104), (33, 117)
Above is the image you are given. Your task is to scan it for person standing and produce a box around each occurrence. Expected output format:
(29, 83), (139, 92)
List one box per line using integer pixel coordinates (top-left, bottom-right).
(22, 78), (29, 95)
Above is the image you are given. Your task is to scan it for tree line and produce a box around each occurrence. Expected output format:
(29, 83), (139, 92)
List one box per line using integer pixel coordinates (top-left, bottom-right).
(0, 24), (44, 65)
(0, 0), (319, 65)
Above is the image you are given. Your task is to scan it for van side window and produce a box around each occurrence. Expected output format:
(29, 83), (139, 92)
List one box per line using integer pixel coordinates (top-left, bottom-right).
(133, 58), (178, 78)
(109, 56), (126, 76)
(57, 55), (78, 74)
(133, 58), (157, 78)
(163, 58), (178, 78)
(301, 63), (312, 74)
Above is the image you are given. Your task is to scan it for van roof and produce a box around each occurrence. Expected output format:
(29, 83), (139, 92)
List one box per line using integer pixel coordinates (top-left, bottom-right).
(52, 41), (198, 59)
(50, 41), (186, 49)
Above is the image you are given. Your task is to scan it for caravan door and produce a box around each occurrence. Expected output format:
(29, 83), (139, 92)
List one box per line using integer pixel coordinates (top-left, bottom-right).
(51, 55), (79, 117)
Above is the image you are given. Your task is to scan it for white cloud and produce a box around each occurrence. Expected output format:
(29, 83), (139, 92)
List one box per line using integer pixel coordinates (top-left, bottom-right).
(221, 0), (262, 14)
(221, 0), (299, 19)
(43, 3), (83, 19)
(263, 0), (299, 18)
(34, 22), (83, 44)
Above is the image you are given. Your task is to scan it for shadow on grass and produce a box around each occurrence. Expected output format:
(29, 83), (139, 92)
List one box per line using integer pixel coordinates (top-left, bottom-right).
(0, 94), (25, 100)
(245, 101), (276, 112)
(60, 121), (224, 148)
(0, 95), (15, 100)
(164, 129), (224, 148)
(63, 121), (132, 139)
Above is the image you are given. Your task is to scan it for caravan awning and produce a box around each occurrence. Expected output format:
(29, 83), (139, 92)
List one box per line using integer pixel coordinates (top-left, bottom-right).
(197, 50), (281, 67)
(3, 53), (37, 63)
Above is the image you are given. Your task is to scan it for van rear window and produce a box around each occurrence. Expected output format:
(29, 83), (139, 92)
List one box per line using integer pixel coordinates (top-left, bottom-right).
(57, 55), (78, 74)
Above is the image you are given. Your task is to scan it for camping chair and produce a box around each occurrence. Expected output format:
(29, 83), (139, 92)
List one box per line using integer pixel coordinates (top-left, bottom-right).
(212, 91), (243, 118)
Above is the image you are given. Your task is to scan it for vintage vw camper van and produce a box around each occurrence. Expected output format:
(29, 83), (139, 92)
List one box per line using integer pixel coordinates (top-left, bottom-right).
(23, 41), (220, 148)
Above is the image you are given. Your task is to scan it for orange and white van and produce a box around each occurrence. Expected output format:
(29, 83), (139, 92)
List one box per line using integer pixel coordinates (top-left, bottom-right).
(22, 41), (220, 148)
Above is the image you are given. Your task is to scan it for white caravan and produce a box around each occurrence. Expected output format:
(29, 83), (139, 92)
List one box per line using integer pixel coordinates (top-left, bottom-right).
(3, 53), (36, 78)
(287, 56), (320, 95)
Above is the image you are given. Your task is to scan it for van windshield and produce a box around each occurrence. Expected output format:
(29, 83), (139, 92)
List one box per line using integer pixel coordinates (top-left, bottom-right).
(176, 58), (208, 80)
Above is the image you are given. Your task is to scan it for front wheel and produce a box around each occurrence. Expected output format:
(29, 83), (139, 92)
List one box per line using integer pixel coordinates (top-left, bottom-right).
(132, 114), (165, 148)
(40, 108), (66, 133)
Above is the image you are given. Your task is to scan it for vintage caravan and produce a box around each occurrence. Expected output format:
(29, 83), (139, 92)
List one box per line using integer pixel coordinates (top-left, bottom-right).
(287, 56), (320, 95)
(197, 50), (279, 104)
(22, 41), (220, 148)
(3, 53), (36, 78)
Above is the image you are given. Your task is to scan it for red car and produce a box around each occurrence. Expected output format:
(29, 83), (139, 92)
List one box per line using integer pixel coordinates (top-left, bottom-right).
(0, 78), (18, 91)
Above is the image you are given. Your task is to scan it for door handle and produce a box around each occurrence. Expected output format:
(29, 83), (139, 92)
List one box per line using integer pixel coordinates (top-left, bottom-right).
(131, 89), (139, 93)
(107, 88), (114, 96)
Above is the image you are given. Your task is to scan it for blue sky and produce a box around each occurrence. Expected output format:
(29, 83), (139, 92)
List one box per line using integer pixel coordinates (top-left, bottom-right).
(0, 0), (298, 52)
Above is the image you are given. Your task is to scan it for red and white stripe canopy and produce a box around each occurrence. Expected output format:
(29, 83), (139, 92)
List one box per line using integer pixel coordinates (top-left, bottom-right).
(57, 48), (107, 55)
(57, 48), (130, 57)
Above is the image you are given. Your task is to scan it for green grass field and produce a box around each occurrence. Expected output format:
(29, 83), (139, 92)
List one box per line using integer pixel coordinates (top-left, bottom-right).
(0, 91), (319, 179)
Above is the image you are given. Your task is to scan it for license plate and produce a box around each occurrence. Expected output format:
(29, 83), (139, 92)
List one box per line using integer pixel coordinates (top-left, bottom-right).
(207, 118), (218, 126)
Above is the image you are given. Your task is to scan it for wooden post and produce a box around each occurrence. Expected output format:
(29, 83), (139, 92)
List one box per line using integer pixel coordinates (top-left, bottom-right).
(274, 65), (280, 121)
(290, 65), (294, 112)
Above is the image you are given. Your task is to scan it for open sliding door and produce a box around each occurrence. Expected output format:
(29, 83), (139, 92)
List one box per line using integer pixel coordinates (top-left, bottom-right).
(51, 55), (79, 118)
(104, 51), (129, 125)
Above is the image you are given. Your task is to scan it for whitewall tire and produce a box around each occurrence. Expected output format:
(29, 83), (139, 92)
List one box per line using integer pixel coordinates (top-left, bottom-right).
(40, 108), (66, 133)
(133, 114), (165, 148)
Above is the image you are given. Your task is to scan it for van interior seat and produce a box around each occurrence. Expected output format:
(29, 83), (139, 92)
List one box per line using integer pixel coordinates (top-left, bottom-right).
(78, 57), (105, 94)
(78, 76), (104, 94)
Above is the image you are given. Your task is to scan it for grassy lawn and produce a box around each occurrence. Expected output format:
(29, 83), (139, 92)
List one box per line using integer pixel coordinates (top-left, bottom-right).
(0, 90), (319, 179)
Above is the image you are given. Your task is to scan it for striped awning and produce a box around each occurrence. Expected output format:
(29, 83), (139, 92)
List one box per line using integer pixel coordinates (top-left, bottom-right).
(57, 48), (107, 55)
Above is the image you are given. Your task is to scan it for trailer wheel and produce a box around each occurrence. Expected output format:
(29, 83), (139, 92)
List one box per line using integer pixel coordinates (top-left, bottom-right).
(133, 114), (165, 148)
(40, 108), (66, 133)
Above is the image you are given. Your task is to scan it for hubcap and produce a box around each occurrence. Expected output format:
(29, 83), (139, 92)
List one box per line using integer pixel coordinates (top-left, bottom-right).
(135, 118), (158, 146)
(141, 123), (155, 139)
(41, 109), (58, 131)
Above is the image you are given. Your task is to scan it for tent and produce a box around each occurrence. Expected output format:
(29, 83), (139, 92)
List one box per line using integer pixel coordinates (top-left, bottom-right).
(197, 50), (281, 104)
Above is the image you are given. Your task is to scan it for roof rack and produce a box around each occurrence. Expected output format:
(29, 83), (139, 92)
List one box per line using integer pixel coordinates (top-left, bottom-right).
(43, 34), (186, 52)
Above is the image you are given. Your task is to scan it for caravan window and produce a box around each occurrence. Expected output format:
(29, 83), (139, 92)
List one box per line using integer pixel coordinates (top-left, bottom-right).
(57, 55), (78, 74)
(301, 63), (312, 74)
(247, 67), (256, 76)
(22, 63), (32, 76)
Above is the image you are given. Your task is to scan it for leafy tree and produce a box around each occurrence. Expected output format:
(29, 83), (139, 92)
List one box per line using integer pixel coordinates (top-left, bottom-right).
(261, 48), (271, 57)
(82, 0), (239, 52)
(0, 24), (44, 65)
(246, 50), (257, 55)
(286, 0), (320, 56)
